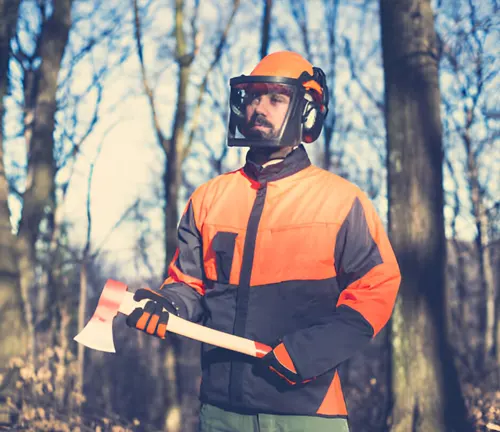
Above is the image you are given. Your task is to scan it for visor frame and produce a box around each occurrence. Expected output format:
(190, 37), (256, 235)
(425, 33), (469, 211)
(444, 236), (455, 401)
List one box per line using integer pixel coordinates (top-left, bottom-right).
(228, 75), (306, 148)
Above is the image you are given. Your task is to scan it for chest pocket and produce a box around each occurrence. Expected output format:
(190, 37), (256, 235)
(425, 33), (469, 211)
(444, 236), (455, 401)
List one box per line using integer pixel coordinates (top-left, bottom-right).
(251, 223), (338, 286)
(209, 231), (238, 284)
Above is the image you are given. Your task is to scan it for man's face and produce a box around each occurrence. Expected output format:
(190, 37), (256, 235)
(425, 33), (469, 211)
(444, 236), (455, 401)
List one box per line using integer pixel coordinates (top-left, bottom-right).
(242, 84), (291, 139)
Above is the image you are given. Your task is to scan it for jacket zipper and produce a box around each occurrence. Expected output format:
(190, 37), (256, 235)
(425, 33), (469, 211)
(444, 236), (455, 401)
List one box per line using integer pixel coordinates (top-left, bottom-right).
(229, 182), (268, 403)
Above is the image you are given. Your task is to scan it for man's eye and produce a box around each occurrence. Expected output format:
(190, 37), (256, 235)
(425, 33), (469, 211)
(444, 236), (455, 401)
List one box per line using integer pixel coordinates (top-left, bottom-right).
(246, 93), (260, 104)
(270, 94), (286, 104)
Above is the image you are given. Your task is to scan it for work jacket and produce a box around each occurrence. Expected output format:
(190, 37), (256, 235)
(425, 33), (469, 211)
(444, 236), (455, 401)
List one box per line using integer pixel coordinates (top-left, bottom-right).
(161, 145), (401, 417)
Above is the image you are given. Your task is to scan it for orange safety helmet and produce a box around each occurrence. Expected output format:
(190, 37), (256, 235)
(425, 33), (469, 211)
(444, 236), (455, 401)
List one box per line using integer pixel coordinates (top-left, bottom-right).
(249, 51), (324, 101)
(227, 51), (329, 148)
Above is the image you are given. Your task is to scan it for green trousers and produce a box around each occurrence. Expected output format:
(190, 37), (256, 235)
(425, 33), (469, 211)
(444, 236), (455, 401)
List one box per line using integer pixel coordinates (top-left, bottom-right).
(198, 404), (350, 432)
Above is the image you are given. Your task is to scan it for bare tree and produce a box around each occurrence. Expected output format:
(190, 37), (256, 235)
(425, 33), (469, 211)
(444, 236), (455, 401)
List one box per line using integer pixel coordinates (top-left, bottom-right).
(438, 0), (498, 368)
(444, 155), (478, 375)
(133, 0), (239, 270)
(283, 1), (381, 181)
(16, 0), (73, 355)
(380, 0), (472, 430)
(132, 0), (240, 429)
(0, 1), (150, 428)
(36, 2), (132, 351)
(321, 0), (340, 172)
(74, 135), (140, 411)
(0, 0), (73, 427)
(194, 52), (249, 179)
(260, 0), (273, 59)
(0, 0), (72, 378)
(0, 0), (23, 422)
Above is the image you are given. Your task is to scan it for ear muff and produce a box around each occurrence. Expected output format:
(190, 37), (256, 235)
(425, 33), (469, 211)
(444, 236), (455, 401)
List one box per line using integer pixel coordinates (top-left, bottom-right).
(302, 94), (317, 129)
(301, 93), (324, 143)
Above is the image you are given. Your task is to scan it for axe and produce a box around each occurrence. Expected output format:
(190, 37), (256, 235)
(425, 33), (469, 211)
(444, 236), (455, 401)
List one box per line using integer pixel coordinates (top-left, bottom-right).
(74, 279), (271, 358)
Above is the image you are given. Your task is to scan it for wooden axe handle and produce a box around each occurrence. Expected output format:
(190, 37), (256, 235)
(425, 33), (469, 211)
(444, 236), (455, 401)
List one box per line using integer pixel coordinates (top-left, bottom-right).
(120, 291), (271, 358)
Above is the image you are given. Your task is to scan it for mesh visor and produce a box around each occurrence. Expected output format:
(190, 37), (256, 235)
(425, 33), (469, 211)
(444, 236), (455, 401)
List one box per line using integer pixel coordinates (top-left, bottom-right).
(228, 77), (300, 146)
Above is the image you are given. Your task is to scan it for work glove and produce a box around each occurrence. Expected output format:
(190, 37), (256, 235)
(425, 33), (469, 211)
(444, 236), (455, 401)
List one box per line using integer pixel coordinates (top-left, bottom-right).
(125, 288), (180, 339)
(260, 341), (314, 386)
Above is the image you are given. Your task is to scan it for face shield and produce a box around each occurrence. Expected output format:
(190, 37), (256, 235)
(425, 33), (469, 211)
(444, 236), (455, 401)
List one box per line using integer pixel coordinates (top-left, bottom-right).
(227, 76), (307, 148)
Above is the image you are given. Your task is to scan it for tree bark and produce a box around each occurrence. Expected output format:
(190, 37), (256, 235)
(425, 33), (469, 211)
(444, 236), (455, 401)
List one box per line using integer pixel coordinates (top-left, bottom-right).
(380, 0), (472, 430)
(0, 0), (25, 386)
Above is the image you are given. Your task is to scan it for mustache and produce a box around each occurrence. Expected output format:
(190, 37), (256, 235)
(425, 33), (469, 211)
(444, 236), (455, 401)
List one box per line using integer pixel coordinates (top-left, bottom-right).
(249, 114), (273, 128)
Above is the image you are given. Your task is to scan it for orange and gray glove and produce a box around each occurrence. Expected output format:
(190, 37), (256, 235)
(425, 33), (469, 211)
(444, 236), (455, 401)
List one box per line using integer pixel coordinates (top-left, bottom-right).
(125, 288), (181, 339)
(260, 342), (315, 386)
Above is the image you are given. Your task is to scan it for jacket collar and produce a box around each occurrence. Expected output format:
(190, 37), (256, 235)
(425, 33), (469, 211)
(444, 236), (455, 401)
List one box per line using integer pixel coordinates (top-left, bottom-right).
(243, 145), (311, 183)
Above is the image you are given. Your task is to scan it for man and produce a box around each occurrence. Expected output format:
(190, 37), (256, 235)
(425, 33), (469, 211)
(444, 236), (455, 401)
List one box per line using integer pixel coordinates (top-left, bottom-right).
(127, 51), (401, 432)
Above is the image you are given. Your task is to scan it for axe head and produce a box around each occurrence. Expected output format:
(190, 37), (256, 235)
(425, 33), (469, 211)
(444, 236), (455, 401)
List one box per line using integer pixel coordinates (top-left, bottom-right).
(74, 279), (129, 353)
(74, 318), (117, 352)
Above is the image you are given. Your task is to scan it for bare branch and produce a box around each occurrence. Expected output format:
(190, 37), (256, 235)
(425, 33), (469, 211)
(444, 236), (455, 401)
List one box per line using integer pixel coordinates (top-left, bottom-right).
(82, 132), (105, 259)
(58, 78), (104, 172)
(132, 0), (170, 154)
(344, 37), (384, 112)
(289, 1), (310, 58)
(183, 0), (241, 161)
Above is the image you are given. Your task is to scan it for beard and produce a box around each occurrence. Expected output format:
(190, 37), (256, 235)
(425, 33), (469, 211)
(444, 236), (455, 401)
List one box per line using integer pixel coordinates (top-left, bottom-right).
(241, 114), (278, 139)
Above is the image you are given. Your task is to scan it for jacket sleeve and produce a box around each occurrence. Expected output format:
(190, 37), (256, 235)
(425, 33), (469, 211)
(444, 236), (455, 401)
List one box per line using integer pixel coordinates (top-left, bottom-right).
(158, 196), (206, 323)
(282, 191), (401, 380)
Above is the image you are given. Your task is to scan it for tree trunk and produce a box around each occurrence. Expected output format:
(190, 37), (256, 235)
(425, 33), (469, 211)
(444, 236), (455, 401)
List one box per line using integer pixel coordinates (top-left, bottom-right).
(133, 0), (239, 427)
(260, 0), (273, 59)
(465, 131), (496, 363)
(475, 201), (496, 363)
(380, 1), (472, 430)
(17, 0), (73, 363)
(321, 0), (339, 172)
(0, 3), (25, 415)
(450, 239), (475, 372)
(164, 62), (188, 272)
(132, 1), (187, 428)
(495, 290), (500, 367)
(76, 261), (87, 397)
(158, 3), (194, 431)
